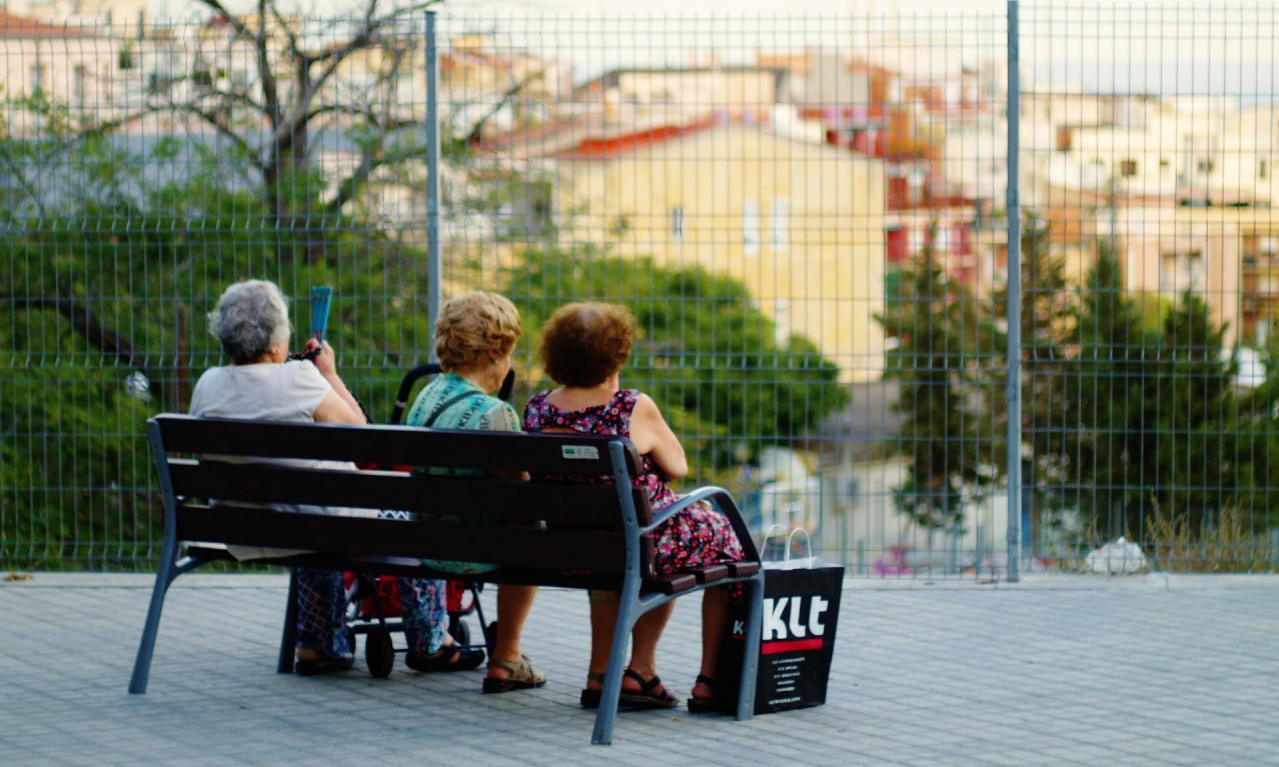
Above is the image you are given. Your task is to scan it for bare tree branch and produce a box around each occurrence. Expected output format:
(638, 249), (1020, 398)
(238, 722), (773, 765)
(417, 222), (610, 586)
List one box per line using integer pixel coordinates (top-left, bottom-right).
(170, 102), (267, 174)
(465, 69), (546, 145)
(4, 294), (163, 400)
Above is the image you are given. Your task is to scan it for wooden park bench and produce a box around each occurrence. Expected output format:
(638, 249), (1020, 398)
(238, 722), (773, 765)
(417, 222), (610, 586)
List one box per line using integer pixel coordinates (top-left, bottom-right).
(129, 414), (764, 745)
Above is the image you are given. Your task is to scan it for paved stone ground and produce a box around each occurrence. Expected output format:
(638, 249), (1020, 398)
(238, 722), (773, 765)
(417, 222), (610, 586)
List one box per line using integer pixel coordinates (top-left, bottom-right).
(2, 573), (1278, 766)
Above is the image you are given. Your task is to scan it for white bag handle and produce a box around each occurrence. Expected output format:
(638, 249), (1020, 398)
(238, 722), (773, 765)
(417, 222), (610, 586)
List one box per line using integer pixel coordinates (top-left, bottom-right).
(758, 524), (789, 561)
(785, 527), (812, 561)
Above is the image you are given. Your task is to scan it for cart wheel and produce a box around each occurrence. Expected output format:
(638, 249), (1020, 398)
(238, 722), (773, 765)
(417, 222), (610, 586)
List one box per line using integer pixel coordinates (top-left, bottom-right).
(448, 618), (470, 646)
(366, 628), (394, 679)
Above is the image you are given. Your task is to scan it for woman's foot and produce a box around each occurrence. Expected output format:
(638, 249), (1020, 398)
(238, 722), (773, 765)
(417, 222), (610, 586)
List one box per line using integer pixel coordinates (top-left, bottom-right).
(405, 639), (485, 673)
(687, 674), (718, 713)
(294, 647), (354, 676)
(580, 668), (679, 710)
(619, 669), (679, 709)
(482, 655), (547, 693)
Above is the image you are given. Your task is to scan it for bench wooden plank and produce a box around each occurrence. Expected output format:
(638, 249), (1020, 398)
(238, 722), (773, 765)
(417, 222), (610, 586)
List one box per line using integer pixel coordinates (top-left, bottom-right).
(155, 415), (642, 477)
(176, 504), (638, 573)
(167, 460), (653, 527)
(693, 564), (730, 584)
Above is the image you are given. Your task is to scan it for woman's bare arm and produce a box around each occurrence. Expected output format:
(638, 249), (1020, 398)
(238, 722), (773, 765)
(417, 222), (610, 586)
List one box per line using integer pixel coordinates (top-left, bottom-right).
(308, 340), (366, 424)
(629, 392), (687, 480)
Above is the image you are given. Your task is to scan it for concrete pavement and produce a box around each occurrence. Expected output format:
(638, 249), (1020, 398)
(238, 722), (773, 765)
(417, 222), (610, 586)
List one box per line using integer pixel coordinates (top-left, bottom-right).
(2, 573), (1277, 766)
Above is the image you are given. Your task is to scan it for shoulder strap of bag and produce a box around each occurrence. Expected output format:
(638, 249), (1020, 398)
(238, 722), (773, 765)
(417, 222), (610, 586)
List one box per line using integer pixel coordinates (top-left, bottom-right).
(420, 391), (485, 428)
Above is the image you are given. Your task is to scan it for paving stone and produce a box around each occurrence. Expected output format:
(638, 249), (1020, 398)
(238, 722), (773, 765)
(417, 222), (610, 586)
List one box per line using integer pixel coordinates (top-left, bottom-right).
(2, 575), (1278, 765)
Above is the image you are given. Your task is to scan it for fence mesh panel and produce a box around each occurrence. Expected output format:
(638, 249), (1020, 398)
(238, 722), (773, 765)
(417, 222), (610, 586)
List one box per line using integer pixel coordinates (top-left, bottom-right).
(1, 3), (1276, 575)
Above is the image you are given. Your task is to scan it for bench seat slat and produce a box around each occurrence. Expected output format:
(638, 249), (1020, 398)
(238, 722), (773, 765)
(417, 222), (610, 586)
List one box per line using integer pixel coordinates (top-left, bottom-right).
(693, 564), (730, 584)
(181, 544), (707, 596)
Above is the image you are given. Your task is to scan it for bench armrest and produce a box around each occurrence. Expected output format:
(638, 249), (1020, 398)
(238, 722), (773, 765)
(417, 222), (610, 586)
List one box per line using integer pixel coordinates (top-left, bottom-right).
(643, 485), (761, 563)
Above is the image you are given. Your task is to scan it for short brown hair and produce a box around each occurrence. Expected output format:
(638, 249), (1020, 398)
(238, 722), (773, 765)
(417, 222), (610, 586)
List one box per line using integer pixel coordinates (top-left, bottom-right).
(539, 302), (634, 387)
(434, 291), (522, 372)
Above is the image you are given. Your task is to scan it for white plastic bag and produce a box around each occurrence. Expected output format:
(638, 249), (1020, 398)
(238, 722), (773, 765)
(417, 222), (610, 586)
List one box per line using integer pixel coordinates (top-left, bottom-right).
(1085, 536), (1147, 574)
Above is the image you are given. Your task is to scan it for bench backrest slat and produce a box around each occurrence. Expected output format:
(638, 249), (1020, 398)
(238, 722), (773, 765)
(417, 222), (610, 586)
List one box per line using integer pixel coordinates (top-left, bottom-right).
(176, 504), (638, 573)
(155, 415), (641, 477)
(165, 460), (650, 528)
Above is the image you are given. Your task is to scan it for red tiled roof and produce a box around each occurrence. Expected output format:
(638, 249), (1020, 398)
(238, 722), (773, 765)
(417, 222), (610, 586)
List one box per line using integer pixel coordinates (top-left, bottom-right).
(552, 118), (717, 160)
(0, 10), (95, 38)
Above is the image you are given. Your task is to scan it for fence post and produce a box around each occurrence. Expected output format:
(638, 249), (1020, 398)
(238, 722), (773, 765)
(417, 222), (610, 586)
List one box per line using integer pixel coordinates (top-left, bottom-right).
(425, 10), (442, 360)
(1005, 0), (1023, 583)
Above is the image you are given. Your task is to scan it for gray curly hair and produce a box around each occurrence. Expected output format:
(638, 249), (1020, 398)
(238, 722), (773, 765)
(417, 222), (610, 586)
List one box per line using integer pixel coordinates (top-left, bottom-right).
(207, 280), (292, 364)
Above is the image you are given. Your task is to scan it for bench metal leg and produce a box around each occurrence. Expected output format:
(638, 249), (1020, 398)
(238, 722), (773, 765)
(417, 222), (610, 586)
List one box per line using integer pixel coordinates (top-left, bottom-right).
(128, 538), (179, 694)
(735, 573), (765, 721)
(591, 592), (640, 745)
(277, 568), (300, 674)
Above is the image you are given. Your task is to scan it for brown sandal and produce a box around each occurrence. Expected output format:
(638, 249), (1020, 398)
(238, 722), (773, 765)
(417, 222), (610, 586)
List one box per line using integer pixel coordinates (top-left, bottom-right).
(482, 655), (547, 693)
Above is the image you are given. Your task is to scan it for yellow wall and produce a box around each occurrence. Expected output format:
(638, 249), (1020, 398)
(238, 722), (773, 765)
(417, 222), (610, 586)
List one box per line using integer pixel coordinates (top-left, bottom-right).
(555, 125), (886, 382)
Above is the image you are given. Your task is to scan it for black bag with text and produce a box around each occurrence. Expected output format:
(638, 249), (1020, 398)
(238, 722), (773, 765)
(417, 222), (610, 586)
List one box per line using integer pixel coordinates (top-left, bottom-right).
(714, 558), (844, 714)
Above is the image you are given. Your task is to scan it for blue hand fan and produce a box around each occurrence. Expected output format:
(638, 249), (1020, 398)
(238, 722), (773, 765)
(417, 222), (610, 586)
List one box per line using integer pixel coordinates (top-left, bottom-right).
(310, 286), (332, 342)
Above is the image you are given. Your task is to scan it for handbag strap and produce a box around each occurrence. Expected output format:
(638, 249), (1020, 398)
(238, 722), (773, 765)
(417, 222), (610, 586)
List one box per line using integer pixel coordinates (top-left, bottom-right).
(420, 391), (484, 428)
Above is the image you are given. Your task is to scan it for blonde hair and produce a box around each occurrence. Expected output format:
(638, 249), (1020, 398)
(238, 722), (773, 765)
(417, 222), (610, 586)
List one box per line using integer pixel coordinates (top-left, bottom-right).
(434, 291), (522, 371)
(539, 302), (634, 387)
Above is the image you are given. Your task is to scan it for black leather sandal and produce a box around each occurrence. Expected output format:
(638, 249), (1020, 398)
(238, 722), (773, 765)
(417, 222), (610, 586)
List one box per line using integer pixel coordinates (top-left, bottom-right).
(406, 644), (485, 673)
(618, 669), (679, 710)
(294, 652), (355, 676)
(580, 671), (607, 709)
(686, 674), (718, 713)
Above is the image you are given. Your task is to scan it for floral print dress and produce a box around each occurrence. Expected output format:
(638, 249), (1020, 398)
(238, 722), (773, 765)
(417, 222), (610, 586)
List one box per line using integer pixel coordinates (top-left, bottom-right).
(523, 389), (745, 574)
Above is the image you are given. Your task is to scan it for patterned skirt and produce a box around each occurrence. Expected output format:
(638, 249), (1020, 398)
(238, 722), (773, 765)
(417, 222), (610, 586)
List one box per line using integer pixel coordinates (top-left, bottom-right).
(652, 499), (746, 573)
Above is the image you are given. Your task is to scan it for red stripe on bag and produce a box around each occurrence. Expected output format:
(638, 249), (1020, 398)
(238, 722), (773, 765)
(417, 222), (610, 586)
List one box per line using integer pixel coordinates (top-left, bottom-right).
(761, 638), (823, 655)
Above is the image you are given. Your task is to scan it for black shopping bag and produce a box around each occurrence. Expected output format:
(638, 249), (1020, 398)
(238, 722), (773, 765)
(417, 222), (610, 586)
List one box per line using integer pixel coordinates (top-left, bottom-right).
(715, 562), (845, 714)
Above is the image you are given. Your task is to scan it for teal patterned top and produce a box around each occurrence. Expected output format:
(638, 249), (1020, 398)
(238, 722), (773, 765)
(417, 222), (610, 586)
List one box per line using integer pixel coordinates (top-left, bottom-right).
(404, 371), (521, 575)
(405, 371), (521, 434)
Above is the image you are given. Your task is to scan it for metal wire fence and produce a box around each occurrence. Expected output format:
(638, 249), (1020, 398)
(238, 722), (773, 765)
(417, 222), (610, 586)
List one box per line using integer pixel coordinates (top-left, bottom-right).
(1, 2), (1276, 576)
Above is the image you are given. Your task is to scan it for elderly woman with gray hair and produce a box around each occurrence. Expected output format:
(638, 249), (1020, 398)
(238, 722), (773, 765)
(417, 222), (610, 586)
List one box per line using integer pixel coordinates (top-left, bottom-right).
(189, 279), (484, 676)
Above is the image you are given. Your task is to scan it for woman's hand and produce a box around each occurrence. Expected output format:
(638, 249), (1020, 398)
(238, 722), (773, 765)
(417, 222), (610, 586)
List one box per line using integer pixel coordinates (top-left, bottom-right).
(304, 339), (367, 425)
(304, 338), (337, 377)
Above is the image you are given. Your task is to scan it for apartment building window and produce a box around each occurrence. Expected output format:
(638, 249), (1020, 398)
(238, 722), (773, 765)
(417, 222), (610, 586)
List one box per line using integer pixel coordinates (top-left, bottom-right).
(118, 46), (135, 71)
(743, 198), (761, 256)
(770, 197), (789, 251)
(1161, 250), (1205, 292)
(670, 206), (684, 242)
(73, 65), (87, 106)
(1197, 158), (1215, 174)
(1260, 160), (1270, 180)
(1120, 159), (1138, 177)
(30, 61), (46, 95)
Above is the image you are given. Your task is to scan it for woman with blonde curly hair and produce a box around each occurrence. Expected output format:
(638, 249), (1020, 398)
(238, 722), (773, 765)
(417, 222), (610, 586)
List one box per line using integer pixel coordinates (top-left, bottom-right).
(523, 302), (746, 713)
(404, 291), (545, 693)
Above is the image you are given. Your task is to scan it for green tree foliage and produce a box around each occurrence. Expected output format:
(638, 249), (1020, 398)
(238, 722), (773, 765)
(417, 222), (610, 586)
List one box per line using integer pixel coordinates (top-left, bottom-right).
(877, 243), (1002, 531)
(1068, 253), (1270, 539)
(1, 136), (434, 567)
(504, 248), (849, 470)
(995, 220), (1078, 526)
(1147, 291), (1239, 534)
(1070, 250), (1161, 537)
